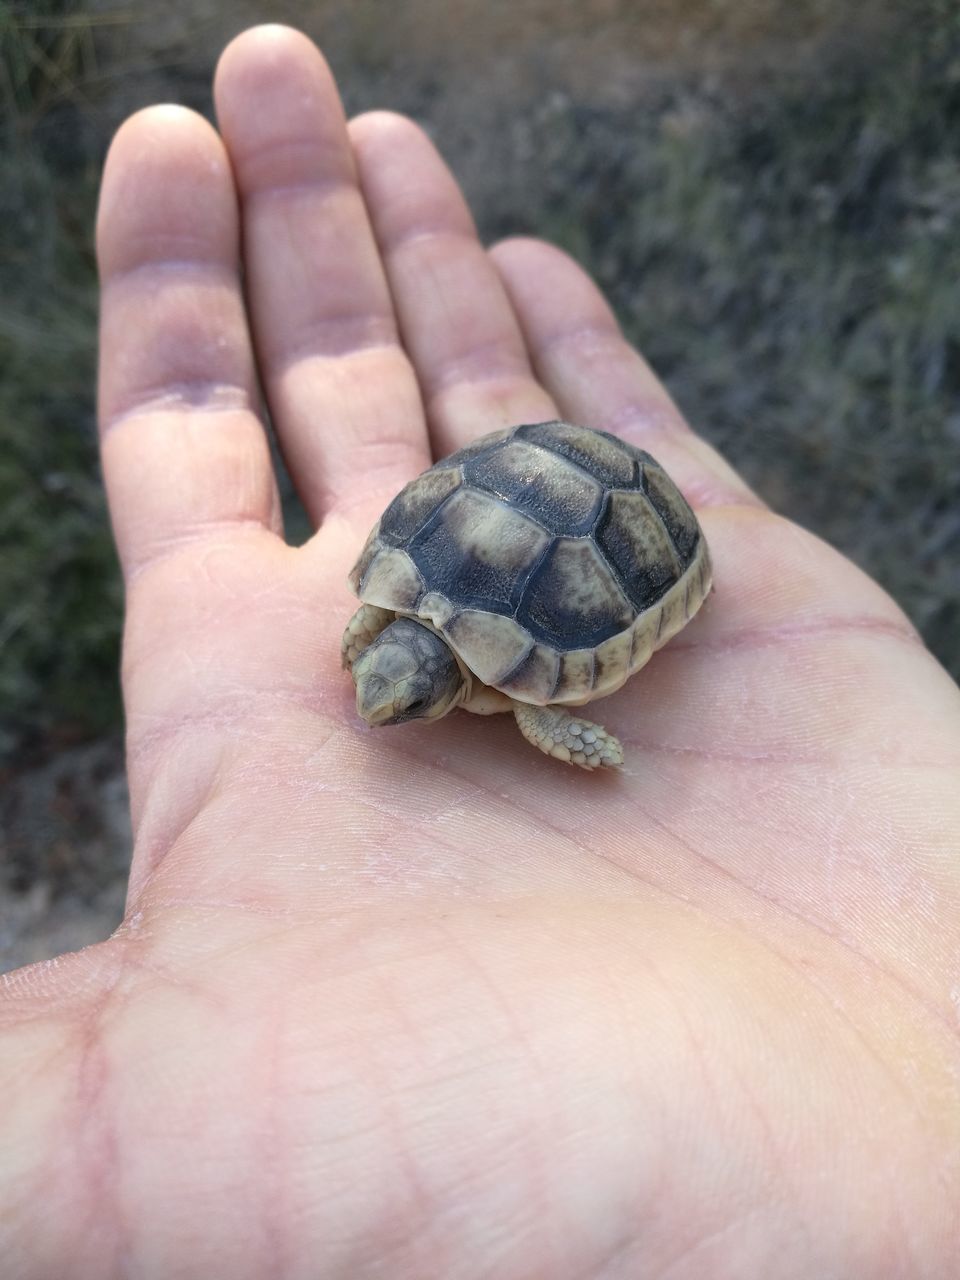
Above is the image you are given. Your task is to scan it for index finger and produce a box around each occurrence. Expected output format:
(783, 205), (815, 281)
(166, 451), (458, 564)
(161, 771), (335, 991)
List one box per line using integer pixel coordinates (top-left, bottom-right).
(97, 105), (282, 582)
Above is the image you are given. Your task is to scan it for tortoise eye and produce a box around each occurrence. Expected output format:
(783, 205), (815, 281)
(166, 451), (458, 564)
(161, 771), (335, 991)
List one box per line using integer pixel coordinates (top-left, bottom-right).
(407, 697), (427, 715)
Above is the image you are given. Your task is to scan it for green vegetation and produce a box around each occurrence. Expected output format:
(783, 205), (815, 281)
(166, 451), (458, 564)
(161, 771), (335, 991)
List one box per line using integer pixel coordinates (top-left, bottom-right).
(1, 1), (958, 762)
(1, 2), (122, 755)
(521, 5), (960, 672)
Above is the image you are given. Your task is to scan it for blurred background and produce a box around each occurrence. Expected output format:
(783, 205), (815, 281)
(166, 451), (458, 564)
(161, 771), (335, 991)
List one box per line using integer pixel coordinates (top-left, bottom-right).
(2, 0), (958, 970)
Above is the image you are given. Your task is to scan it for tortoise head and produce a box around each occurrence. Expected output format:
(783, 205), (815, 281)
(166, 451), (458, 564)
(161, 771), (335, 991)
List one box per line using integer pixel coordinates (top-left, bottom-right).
(352, 618), (466, 727)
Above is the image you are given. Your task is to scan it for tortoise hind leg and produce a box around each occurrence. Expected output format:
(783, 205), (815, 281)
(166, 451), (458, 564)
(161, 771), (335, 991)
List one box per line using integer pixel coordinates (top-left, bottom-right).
(513, 703), (624, 770)
(341, 604), (395, 669)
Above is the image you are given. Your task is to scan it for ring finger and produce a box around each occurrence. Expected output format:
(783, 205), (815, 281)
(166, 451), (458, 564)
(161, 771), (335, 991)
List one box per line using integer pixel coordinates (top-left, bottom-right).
(349, 111), (557, 457)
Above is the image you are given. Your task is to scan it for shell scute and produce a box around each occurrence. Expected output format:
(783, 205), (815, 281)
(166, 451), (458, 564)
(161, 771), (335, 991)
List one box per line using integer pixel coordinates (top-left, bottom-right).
(498, 642), (561, 703)
(379, 466), (462, 546)
(408, 487), (550, 611)
(592, 628), (634, 696)
(434, 426), (513, 467)
(359, 547), (424, 610)
(555, 649), (596, 703)
(516, 421), (643, 488)
(596, 489), (682, 611)
(642, 461), (700, 560)
(464, 439), (603, 534)
(444, 609), (532, 685)
(517, 536), (634, 649)
(347, 520), (381, 595)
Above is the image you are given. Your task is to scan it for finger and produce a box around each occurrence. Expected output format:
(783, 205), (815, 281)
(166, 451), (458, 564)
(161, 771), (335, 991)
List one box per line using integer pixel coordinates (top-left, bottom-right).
(490, 237), (762, 510)
(214, 27), (431, 528)
(97, 106), (282, 580)
(349, 112), (556, 457)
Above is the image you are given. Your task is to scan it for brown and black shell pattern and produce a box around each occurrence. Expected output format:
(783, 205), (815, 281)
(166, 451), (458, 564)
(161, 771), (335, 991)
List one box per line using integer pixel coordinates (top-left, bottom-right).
(348, 421), (711, 707)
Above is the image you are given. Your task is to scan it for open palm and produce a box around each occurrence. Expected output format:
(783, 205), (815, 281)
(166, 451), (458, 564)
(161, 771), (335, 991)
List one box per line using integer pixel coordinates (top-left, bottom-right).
(3, 26), (959, 1279)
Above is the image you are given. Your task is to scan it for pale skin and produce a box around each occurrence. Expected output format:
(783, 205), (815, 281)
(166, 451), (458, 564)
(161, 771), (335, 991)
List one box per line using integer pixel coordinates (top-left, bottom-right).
(3, 23), (960, 1278)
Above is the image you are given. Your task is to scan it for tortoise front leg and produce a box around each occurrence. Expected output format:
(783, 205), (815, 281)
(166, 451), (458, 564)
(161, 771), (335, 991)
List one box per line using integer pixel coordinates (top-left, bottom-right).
(513, 702), (624, 770)
(341, 604), (395, 669)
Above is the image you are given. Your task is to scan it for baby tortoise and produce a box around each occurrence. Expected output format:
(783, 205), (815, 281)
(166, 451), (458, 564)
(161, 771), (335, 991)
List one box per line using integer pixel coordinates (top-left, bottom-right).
(342, 421), (711, 769)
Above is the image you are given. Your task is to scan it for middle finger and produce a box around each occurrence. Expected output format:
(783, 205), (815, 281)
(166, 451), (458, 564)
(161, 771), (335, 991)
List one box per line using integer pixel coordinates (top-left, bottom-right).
(214, 27), (431, 527)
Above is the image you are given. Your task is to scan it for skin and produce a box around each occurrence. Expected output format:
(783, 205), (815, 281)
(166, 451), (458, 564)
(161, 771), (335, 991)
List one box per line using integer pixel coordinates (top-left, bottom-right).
(347, 613), (625, 767)
(350, 616), (466, 726)
(2, 24), (960, 1278)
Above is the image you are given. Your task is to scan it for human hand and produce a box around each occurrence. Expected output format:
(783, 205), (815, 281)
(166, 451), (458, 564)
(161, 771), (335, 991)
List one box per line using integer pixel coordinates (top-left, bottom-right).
(3, 25), (959, 1278)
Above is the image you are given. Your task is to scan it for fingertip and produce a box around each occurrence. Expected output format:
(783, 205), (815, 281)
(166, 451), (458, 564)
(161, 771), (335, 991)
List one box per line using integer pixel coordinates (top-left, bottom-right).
(490, 234), (619, 333)
(97, 104), (236, 280)
(348, 109), (432, 155)
(490, 234), (587, 273)
(348, 109), (475, 251)
(214, 24), (348, 194)
(100, 104), (226, 201)
(214, 23), (325, 97)
(489, 234), (559, 260)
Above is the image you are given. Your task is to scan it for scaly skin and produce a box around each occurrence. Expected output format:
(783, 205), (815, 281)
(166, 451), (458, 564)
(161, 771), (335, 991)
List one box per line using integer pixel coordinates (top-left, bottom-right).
(341, 603), (395, 669)
(513, 701), (625, 768)
(2, 26), (959, 1280)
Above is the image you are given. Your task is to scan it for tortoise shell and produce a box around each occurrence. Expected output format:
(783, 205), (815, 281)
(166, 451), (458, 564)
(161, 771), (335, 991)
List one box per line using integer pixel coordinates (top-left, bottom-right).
(348, 421), (711, 707)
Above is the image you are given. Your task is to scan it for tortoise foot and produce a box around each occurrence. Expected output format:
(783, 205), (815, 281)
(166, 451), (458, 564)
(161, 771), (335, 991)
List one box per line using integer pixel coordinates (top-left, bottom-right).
(513, 703), (624, 770)
(341, 604), (395, 669)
